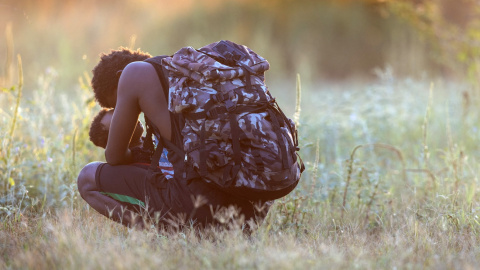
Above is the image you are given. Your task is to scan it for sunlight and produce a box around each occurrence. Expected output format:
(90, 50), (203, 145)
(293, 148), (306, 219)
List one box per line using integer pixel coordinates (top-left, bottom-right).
(2, 0), (480, 268)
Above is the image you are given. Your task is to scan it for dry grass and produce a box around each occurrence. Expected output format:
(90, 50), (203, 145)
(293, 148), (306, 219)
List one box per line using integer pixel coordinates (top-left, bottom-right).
(2, 199), (480, 269)
(2, 67), (480, 268)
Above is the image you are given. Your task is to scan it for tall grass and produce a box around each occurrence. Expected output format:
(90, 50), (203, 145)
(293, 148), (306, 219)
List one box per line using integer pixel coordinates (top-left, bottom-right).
(2, 58), (480, 268)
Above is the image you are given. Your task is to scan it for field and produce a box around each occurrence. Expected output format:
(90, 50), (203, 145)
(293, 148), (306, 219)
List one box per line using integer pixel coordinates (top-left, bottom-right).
(2, 1), (480, 269)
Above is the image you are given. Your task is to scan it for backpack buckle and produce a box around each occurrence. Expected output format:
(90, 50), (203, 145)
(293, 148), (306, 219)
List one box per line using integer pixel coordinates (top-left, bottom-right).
(225, 99), (236, 112)
(213, 92), (225, 103)
(206, 108), (219, 119)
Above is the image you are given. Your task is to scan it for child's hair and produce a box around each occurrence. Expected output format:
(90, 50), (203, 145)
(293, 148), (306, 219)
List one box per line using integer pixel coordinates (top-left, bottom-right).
(91, 47), (151, 108)
(89, 108), (111, 148)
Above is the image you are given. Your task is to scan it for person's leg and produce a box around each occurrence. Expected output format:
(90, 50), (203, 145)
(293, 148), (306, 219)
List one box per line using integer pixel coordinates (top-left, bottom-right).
(181, 179), (273, 231)
(77, 162), (144, 228)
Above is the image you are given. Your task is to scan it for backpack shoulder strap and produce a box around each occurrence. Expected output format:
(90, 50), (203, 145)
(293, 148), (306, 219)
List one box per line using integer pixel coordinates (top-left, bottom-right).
(144, 55), (169, 100)
(142, 56), (183, 169)
(144, 55), (184, 145)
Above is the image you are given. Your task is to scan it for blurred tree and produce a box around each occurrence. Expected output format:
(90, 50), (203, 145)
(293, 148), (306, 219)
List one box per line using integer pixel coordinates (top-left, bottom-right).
(388, 0), (480, 84)
(2, 0), (479, 91)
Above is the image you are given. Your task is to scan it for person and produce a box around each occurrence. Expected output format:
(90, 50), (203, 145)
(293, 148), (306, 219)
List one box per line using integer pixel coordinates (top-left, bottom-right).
(89, 108), (173, 178)
(89, 108), (142, 149)
(77, 47), (270, 230)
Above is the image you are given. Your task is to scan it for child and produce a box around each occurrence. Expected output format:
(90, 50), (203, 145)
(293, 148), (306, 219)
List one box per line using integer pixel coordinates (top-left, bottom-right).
(89, 108), (173, 179)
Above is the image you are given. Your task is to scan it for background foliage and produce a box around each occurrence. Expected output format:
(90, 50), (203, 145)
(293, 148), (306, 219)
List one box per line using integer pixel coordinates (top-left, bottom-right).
(1, 0), (479, 90)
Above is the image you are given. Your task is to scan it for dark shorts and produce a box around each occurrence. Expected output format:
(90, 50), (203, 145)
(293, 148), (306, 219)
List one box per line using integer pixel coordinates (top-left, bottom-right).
(95, 163), (270, 228)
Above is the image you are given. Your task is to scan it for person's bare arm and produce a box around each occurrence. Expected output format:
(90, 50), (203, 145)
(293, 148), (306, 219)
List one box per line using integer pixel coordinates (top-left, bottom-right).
(105, 62), (149, 165)
(105, 61), (170, 165)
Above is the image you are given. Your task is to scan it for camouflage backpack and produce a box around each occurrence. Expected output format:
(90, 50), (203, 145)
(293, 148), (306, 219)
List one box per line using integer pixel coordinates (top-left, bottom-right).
(146, 40), (304, 201)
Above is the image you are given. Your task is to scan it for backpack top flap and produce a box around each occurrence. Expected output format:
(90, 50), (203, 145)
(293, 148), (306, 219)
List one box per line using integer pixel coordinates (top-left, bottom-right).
(162, 41), (272, 114)
(163, 40), (269, 84)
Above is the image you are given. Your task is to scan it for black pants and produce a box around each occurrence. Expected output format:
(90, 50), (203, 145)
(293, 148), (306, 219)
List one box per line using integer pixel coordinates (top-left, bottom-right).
(95, 163), (270, 229)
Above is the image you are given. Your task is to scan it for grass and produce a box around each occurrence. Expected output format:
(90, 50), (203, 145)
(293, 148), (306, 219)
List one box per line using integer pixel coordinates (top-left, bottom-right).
(1, 1), (479, 268)
(2, 56), (480, 268)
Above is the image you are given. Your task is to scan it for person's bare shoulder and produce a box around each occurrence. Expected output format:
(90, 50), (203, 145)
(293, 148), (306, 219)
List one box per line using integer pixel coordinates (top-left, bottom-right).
(119, 61), (159, 91)
(118, 62), (161, 97)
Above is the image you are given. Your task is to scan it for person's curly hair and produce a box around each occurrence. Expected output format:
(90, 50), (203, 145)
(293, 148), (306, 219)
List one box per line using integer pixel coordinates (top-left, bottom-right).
(91, 47), (151, 108)
(89, 108), (111, 148)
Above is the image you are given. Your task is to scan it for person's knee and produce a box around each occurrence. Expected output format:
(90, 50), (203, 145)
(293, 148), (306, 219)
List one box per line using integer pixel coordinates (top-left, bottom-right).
(77, 162), (102, 197)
